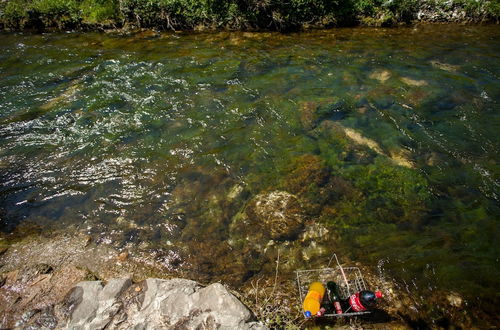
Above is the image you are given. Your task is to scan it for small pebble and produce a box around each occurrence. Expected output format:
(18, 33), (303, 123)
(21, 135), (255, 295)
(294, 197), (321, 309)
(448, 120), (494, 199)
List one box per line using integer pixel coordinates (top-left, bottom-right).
(118, 251), (129, 262)
(447, 292), (463, 308)
(83, 235), (92, 247)
(135, 286), (142, 292)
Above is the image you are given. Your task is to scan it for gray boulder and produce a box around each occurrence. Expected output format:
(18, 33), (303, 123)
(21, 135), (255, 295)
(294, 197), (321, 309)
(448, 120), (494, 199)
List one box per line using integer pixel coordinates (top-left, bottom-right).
(62, 278), (266, 330)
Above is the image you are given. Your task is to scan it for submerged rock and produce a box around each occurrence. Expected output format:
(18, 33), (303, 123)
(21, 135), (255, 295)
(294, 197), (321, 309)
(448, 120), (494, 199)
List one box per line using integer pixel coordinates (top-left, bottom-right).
(315, 120), (414, 168)
(388, 149), (415, 169)
(369, 69), (391, 82)
(282, 154), (331, 215)
(39, 78), (82, 111)
(343, 126), (384, 154)
(401, 77), (428, 87)
(298, 97), (345, 130)
(227, 184), (245, 201)
(430, 60), (459, 72)
(282, 154), (358, 216)
(231, 191), (305, 244)
(447, 292), (463, 308)
(299, 101), (319, 130)
(247, 191), (305, 241)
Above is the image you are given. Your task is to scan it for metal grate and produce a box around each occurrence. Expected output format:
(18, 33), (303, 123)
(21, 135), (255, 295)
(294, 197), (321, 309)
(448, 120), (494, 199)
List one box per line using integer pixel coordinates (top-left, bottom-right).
(295, 254), (371, 317)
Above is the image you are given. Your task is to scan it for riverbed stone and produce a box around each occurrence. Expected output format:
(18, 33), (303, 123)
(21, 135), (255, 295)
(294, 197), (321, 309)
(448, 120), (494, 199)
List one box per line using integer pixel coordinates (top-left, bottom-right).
(401, 77), (428, 87)
(430, 60), (459, 72)
(369, 69), (391, 82)
(447, 292), (463, 308)
(245, 191), (305, 241)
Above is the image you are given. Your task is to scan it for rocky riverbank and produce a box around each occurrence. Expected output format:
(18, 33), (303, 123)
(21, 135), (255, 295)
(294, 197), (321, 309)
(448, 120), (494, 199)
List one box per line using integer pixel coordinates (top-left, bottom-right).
(12, 277), (266, 329)
(0, 231), (480, 329)
(0, 232), (264, 329)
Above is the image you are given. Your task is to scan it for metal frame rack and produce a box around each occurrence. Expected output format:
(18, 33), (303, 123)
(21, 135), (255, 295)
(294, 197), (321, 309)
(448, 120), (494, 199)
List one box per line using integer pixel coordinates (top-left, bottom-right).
(295, 254), (371, 317)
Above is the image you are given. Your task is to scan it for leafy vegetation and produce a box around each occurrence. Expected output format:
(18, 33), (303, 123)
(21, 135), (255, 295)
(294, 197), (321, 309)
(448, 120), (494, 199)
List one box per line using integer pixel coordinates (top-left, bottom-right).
(0, 0), (498, 30)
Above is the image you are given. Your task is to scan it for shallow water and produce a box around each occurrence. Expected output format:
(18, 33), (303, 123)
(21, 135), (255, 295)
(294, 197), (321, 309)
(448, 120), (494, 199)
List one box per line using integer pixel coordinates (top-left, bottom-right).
(0, 25), (499, 323)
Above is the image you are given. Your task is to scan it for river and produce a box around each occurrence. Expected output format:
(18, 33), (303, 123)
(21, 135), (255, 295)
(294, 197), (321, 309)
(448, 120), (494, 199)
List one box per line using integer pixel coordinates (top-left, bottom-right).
(0, 25), (499, 326)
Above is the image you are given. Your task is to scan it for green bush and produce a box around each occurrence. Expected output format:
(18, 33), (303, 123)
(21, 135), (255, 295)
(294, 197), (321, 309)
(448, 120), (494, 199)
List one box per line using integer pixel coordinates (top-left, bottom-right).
(0, 0), (498, 30)
(31, 0), (81, 28)
(117, 0), (234, 29)
(2, 0), (30, 28)
(81, 0), (118, 24)
(458, 0), (500, 21)
(383, 0), (417, 23)
(354, 0), (381, 16)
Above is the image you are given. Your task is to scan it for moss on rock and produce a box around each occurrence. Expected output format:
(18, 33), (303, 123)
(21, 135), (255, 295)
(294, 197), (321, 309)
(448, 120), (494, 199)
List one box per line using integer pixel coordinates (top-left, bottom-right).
(230, 191), (305, 244)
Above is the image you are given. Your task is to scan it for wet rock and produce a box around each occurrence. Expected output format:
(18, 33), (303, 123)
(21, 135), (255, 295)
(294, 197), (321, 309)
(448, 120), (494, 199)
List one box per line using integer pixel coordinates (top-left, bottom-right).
(282, 154), (359, 216)
(228, 184), (245, 201)
(299, 101), (319, 130)
(117, 251), (129, 262)
(447, 292), (463, 308)
(369, 69), (391, 82)
(424, 151), (441, 166)
(314, 120), (414, 168)
(298, 98), (343, 130)
(357, 105), (369, 114)
(283, 154), (330, 214)
(300, 222), (329, 242)
(301, 241), (327, 261)
(181, 238), (247, 285)
(373, 95), (395, 109)
(133, 29), (160, 40)
(437, 98), (457, 110)
(245, 191), (305, 241)
(401, 77), (428, 87)
(430, 60), (459, 72)
(406, 88), (431, 106)
(343, 126), (384, 154)
(39, 79), (82, 111)
(388, 149), (415, 169)
(35, 263), (53, 275)
(115, 216), (138, 229)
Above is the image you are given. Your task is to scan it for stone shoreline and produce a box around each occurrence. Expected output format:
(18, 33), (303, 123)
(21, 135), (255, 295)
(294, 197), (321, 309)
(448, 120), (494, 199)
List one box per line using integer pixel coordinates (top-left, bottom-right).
(0, 233), (265, 329)
(1, 231), (481, 329)
(31, 278), (266, 329)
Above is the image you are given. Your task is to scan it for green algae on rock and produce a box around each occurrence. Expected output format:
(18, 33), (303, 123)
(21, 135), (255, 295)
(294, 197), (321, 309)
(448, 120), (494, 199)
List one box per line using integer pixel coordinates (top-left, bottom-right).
(231, 191), (305, 242)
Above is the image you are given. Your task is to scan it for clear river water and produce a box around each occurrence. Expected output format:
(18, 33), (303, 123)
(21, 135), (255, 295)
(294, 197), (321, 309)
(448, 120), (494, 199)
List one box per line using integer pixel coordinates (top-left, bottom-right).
(0, 25), (499, 325)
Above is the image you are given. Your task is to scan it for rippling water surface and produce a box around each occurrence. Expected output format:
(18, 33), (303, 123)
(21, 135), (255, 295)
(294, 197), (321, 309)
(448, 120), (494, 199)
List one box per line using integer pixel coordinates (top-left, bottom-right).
(0, 25), (499, 322)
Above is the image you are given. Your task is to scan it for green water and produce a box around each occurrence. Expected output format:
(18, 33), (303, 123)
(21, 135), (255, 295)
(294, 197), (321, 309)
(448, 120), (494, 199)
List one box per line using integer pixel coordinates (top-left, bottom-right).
(0, 26), (499, 324)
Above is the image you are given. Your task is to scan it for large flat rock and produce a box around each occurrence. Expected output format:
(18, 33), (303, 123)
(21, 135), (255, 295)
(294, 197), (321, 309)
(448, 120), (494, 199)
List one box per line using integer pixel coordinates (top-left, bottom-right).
(62, 278), (266, 330)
